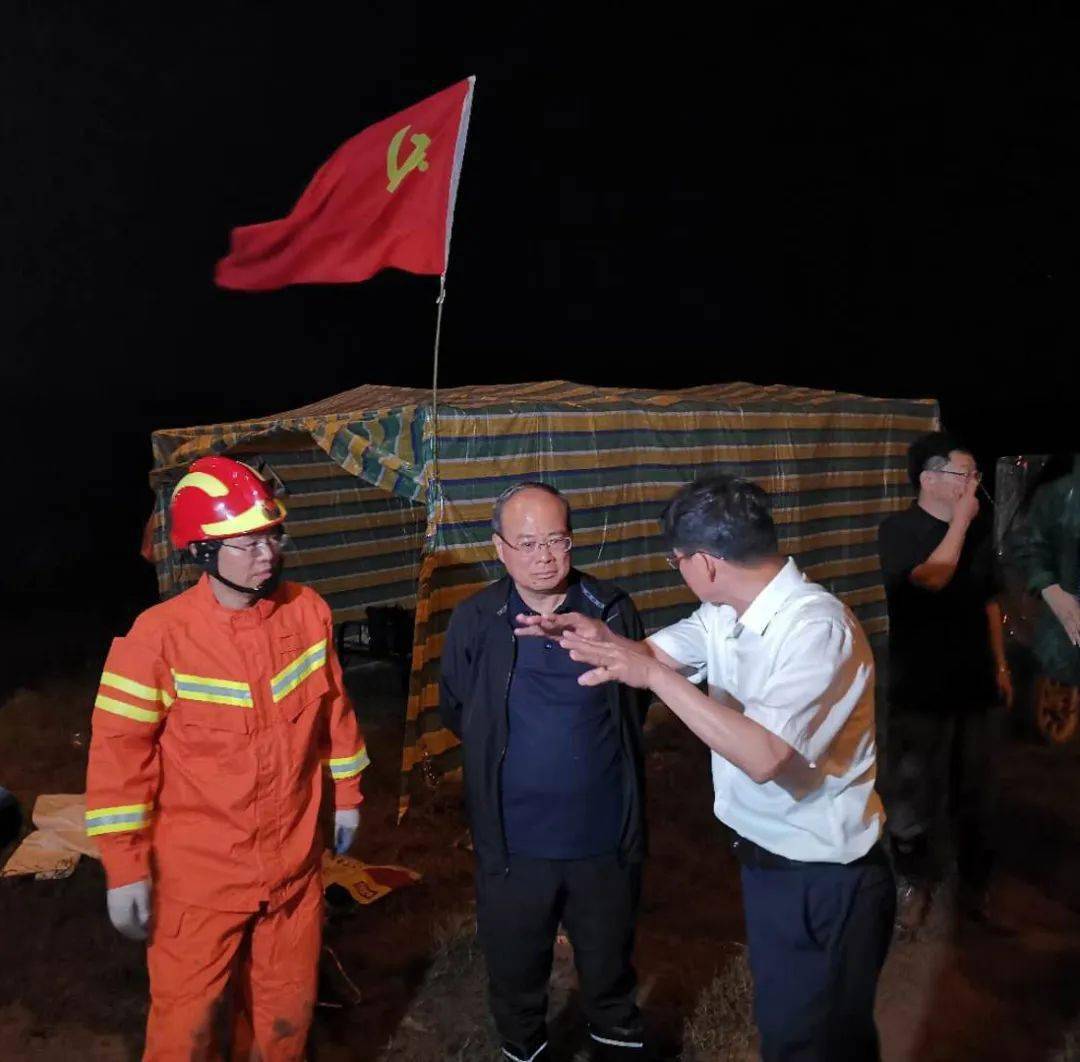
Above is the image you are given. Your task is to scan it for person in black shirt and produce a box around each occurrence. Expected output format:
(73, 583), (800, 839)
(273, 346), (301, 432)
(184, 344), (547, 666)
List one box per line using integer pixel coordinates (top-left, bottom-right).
(878, 432), (1013, 933)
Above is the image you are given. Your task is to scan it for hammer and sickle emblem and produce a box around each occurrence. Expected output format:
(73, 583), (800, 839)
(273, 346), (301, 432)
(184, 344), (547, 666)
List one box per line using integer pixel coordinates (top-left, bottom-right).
(386, 124), (431, 193)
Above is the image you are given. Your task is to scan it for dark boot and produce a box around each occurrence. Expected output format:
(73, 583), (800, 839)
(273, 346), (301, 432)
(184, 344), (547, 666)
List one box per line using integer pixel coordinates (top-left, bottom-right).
(895, 879), (931, 934)
(501, 1034), (548, 1062)
(589, 1022), (647, 1060)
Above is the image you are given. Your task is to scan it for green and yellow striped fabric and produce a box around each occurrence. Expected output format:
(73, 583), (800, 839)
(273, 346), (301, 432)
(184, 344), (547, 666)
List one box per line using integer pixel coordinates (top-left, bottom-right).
(148, 380), (939, 812)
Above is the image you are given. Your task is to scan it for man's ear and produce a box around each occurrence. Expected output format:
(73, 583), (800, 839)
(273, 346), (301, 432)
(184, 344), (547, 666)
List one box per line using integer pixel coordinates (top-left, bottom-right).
(700, 553), (721, 583)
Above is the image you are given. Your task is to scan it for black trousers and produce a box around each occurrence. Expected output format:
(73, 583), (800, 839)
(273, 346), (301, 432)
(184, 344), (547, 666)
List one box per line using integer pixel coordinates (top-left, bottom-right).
(739, 843), (895, 1062)
(879, 704), (1002, 889)
(475, 853), (642, 1052)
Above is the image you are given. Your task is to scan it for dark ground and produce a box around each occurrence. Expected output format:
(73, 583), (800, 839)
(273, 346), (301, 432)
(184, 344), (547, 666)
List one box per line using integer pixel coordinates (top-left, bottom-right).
(1, 657), (1079, 1060)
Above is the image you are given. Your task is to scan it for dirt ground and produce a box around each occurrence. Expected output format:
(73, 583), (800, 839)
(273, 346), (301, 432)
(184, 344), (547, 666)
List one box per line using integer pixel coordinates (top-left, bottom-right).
(1, 657), (1079, 1061)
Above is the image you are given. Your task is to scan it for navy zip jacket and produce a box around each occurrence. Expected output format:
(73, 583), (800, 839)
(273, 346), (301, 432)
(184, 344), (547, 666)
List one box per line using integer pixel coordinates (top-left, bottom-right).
(439, 571), (649, 875)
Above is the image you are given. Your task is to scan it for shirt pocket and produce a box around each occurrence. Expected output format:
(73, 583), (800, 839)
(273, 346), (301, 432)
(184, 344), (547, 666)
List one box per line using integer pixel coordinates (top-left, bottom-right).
(170, 700), (252, 769)
(275, 667), (329, 791)
(276, 665), (330, 724)
(174, 700), (252, 734)
(272, 632), (331, 723)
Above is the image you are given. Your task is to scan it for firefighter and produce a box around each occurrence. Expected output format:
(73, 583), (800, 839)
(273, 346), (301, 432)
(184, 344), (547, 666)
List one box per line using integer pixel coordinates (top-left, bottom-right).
(86, 456), (368, 1060)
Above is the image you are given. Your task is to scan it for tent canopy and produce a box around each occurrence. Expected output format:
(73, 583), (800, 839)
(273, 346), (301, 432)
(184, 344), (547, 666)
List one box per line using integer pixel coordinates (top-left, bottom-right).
(148, 379), (939, 806)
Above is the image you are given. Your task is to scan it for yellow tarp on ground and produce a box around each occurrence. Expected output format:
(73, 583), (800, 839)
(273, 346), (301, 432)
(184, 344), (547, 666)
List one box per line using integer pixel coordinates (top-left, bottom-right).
(1, 795), (99, 879)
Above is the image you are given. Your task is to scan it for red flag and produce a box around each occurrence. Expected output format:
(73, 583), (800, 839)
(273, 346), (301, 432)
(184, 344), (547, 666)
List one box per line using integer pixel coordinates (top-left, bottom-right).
(215, 78), (474, 291)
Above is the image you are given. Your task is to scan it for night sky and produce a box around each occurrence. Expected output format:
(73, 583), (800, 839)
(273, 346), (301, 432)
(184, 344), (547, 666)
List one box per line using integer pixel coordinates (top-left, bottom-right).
(3, 5), (1077, 616)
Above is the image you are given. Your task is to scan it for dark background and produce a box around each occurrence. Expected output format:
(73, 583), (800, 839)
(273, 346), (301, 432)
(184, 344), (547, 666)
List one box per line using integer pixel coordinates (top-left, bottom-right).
(2, 5), (1076, 676)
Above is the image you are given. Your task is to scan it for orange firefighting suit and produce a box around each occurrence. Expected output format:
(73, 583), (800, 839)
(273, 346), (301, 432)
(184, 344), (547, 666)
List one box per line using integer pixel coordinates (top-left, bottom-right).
(85, 574), (368, 1060)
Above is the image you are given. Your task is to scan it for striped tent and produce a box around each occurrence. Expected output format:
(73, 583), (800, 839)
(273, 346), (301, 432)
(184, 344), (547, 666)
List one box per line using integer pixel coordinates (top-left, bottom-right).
(147, 380), (938, 812)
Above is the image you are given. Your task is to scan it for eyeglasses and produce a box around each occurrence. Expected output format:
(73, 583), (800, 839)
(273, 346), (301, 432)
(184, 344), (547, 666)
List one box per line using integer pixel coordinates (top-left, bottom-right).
(665, 550), (722, 570)
(496, 533), (573, 556)
(935, 468), (983, 483)
(219, 530), (289, 556)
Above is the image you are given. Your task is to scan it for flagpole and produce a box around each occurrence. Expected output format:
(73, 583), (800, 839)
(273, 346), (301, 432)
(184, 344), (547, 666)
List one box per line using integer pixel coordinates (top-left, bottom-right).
(431, 272), (447, 495)
(429, 75), (475, 519)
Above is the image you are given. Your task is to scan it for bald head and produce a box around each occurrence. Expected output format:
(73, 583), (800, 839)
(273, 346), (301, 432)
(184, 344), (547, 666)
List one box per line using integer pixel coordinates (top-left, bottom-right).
(491, 482), (571, 537)
(491, 483), (573, 598)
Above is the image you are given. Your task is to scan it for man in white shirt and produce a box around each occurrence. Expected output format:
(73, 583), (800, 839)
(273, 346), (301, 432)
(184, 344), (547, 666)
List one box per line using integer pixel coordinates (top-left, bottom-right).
(517, 474), (894, 1061)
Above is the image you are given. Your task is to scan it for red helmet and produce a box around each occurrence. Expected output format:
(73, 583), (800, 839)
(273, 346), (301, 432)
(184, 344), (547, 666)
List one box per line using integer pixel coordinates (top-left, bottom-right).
(170, 456), (287, 550)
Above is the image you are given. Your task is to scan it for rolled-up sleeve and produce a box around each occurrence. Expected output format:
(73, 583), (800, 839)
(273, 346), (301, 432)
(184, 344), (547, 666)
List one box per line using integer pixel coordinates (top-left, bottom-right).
(647, 608), (710, 684)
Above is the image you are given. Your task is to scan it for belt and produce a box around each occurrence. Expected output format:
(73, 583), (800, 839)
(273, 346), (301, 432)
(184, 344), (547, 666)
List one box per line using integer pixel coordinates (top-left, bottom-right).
(731, 833), (890, 872)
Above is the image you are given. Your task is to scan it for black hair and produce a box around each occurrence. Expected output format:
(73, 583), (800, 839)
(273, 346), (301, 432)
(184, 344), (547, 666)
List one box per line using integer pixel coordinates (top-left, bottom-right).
(906, 431), (972, 489)
(662, 474), (779, 564)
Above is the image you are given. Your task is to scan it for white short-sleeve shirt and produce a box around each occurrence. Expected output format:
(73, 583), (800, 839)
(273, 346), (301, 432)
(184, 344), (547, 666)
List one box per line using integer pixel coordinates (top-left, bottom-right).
(648, 557), (883, 863)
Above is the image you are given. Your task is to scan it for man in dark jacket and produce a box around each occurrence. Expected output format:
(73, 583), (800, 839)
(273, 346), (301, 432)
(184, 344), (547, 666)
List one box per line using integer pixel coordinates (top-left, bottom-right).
(439, 482), (648, 1062)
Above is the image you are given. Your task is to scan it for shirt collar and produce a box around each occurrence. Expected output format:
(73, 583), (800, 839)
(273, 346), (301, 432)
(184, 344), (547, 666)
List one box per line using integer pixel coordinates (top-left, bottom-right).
(193, 572), (279, 624)
(913, 500), (949, 528)
(737, 557), (805, 637)
(507, 574), (581, 619)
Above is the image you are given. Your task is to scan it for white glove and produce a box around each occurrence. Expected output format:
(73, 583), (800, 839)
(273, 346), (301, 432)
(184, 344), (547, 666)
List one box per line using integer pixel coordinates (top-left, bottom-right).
(106, 878), (152, 941)
(333, 808), (360, 855)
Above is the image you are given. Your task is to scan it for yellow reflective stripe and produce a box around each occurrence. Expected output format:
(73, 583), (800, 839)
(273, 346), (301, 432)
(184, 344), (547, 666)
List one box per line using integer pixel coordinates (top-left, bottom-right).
(95, 693), (163, 724)
(271, 639), (327, 687)
(326, 747), (371, 780)
(101, 671), (173, 707)
(271, 639), (328, 702)
(85, 802), (153, 837)
(86, 802), (153, 818)
(171, 470), (229, 499)
(86, 820), (150, 837)
(172, 672), (251, 692)
(201, 499), (285, 537)
(175, 688), (253, 708)
(327, 749), (368, 768)
(172, 670), (254, 707)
